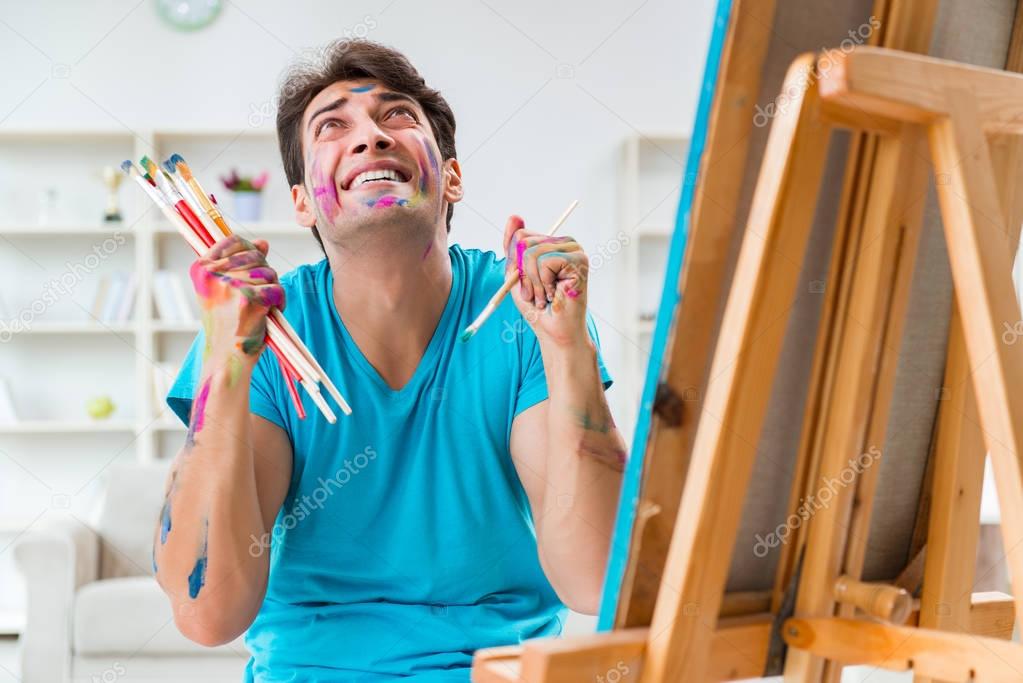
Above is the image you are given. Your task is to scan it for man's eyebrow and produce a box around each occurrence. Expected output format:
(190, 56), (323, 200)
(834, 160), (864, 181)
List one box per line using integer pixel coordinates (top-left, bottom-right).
(307, 97), (347, 131)
(376, 92), (418, 107)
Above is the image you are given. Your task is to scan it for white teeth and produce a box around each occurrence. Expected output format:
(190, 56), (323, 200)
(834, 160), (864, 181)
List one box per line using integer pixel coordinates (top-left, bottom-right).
(352, 169), (403, 188)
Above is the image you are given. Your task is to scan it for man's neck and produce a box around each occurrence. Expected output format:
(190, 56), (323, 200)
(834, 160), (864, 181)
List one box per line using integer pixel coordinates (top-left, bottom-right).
(326, 228), (451, 389)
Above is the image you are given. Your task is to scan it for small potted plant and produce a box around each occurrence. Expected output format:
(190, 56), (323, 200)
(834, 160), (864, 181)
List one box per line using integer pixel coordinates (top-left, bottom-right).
(221, 169), (270, 221)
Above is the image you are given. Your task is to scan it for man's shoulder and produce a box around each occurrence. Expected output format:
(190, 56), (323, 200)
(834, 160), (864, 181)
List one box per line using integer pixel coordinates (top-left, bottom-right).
(278, 258), (329, 297)
(450, 243), (507, 293)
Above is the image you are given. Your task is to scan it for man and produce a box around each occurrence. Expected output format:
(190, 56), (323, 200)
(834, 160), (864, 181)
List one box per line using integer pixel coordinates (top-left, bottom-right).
(157, 39), (625, 681)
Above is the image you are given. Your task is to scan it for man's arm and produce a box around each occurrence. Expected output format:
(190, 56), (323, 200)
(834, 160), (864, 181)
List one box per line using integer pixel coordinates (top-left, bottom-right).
(154, 236), (293, 645)
(510, 341), (624, 615)
(503, 214), (626, 615)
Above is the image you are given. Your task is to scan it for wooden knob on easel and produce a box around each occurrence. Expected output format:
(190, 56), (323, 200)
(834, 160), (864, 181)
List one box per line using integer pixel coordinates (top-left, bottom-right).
(833, 575), (912, 623)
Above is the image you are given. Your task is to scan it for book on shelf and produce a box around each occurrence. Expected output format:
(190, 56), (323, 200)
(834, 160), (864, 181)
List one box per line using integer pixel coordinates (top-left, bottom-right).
(91, 271), (137, 324)
(154, 271), (197, 323)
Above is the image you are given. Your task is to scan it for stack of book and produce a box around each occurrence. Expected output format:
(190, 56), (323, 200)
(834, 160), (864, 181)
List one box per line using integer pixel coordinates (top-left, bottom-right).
(90, 272), (137, 324)
(152, 271), (197, 322)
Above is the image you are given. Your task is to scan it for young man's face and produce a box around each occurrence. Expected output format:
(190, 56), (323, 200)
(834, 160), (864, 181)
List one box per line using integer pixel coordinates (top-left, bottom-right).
(293, 79), (461, 243)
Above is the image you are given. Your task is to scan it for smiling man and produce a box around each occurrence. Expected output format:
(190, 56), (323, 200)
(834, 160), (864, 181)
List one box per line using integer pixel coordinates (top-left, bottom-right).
(157, 39), (626, 681)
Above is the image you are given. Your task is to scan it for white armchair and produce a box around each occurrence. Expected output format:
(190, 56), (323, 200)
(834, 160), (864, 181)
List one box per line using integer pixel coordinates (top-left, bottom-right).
(14, 463), (247, 683)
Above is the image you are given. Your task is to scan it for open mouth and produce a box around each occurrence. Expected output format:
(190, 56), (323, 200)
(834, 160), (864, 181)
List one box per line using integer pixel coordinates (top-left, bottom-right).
(346, 168), (411, 190)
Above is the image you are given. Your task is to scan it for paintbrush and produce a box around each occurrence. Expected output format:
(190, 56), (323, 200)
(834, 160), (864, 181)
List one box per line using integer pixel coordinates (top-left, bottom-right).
(141, 156), (216, 247)
(460, 199), (579, 342)
(123, 156), (352, 421)
(164, 156), (351, 417)
(169, 154), (234, 237)
(122, 160), (207, 253)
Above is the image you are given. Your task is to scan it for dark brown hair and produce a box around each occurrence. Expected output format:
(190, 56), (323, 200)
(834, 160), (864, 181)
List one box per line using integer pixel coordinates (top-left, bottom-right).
(275, 39), (457, 246)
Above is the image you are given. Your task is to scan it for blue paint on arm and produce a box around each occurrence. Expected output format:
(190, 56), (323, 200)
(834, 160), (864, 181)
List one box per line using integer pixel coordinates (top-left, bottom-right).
(188, 556), (207, 599)
(159, 499), (172, 543)
(187, 518), (209, 599)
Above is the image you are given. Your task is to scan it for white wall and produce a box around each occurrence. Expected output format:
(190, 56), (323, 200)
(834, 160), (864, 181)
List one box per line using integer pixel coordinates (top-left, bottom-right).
(0, 0), (714, 432)
(0, 0), (714, 638)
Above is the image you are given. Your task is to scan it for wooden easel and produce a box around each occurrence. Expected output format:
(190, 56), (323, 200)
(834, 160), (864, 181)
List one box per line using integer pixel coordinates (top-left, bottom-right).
(472, 46), (1023, 683)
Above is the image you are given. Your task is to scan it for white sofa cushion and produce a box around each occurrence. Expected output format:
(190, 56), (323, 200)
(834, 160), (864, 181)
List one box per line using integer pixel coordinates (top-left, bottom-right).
(73, 576), (246, 657)
(95, 463), (170, 579)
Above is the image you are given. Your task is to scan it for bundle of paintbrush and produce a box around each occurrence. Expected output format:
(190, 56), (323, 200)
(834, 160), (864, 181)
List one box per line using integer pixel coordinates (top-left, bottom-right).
(121, 154), (351, 423)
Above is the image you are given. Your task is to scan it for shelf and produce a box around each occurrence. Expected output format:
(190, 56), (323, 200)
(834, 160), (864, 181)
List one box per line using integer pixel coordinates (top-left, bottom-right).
(153, 419), (186, 432)
(636, 225), (674, 238)
(0, 420), (136, 434)
(6, 322), (134, 336)
(154, 221), (307, 237)
(152, 321), (200, 333)
(0, 224), (133, 236)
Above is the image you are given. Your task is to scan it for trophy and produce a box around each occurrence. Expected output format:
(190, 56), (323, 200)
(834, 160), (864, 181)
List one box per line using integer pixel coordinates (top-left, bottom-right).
(101, 166), (125, 222)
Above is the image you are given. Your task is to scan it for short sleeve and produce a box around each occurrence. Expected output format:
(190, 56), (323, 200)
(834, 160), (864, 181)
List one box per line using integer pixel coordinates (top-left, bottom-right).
(166, 329), (288, 431)
(514, 313), (613, 417)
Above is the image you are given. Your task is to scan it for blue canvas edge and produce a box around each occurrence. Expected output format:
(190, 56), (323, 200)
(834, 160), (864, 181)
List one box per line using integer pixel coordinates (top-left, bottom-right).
(596, 0), (736, 630)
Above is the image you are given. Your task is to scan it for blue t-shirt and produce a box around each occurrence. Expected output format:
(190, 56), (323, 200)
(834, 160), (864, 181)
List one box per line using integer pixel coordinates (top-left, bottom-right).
(167, 244), (612, 681)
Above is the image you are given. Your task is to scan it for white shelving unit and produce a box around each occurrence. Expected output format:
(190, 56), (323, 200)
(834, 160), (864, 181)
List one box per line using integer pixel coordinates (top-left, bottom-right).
(618, 134), (687, 431)
(0, 128), (324, 462)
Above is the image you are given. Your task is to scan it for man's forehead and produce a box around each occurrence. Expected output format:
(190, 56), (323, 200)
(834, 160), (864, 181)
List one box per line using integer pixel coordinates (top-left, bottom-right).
(303, 80), (397, 120)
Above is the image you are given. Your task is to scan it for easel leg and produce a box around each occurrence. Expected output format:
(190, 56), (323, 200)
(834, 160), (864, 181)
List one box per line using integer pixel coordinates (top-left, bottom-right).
(640, 55), (831, 682)
(914, 305), (986, 683)
(928, 95), (1023, 637)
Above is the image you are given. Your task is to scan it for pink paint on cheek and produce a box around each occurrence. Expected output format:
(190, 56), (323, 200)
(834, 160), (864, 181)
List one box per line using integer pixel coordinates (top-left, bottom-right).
(311, 157), (340, 221)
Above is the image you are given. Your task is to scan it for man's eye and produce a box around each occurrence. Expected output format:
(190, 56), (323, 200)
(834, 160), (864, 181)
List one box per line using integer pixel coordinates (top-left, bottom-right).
(387, 106), (418, 122)
(316, 119), (343, 136)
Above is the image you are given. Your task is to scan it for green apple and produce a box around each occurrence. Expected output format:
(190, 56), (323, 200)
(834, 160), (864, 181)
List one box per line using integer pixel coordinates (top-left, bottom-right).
(86, 396), (115, 420)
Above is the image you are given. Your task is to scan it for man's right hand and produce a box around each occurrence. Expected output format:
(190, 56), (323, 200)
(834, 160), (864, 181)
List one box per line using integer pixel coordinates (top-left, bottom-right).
(189, 235), (285, 363)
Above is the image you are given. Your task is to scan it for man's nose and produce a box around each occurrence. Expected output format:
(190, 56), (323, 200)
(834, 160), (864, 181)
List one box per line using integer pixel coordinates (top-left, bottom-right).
(349, 121), (395, 155)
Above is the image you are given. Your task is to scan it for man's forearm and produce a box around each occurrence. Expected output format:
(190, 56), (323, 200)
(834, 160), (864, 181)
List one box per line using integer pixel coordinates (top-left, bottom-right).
(536, 338), (625, 614)
(154, 362), (269, 645)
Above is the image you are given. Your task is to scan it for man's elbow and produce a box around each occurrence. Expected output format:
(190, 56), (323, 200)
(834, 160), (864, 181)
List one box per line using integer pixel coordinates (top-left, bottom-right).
(555, 580), (604, 616)
(174, 606), (245, 647)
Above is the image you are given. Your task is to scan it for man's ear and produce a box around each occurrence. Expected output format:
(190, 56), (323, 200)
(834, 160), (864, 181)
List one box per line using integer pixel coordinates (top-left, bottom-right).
(443, 159), (463, 204)
(292, 183), (318, 229)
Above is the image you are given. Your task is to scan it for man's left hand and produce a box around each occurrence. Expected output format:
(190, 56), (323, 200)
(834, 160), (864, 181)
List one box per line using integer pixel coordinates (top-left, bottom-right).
(503, 215), (590, 348)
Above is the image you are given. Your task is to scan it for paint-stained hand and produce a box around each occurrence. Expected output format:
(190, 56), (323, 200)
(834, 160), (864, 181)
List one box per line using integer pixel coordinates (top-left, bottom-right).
(189, 235), (285, 361)
(503, 215), (590, 348)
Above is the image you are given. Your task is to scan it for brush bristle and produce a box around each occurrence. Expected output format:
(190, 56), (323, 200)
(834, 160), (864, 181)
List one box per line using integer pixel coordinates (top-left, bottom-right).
(169, 153), (185, 166)
(176, 161), (194, 182)
(120, 160), (134, 174)
(140, 155), (157, 176)
(162, 159), (177, 174)
(459, 327), (476, 343)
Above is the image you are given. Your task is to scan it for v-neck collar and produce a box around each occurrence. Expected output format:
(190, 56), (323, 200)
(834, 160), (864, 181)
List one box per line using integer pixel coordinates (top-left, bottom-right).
(325, 249), (459, 397)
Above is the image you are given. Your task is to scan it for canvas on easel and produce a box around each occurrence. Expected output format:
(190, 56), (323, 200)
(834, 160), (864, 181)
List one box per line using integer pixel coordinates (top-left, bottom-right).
(472, 0), (1023, 680)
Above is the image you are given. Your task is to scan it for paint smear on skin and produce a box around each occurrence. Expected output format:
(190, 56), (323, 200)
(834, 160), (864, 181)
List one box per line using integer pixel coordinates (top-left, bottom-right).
(564, 286), (580, 299)
(349, 84), (376, 93)
(159, 502), (172, 543)
(185, 377), (212, 448)
(226, 355), (243, 388)
(365, 194), (409, 209)
(187, 519), (209, 599)
(247, 266), (276, 282)
(422, 241), (433, 260)
(516, 240), (527, 274)
(311, 157), (340, 223)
